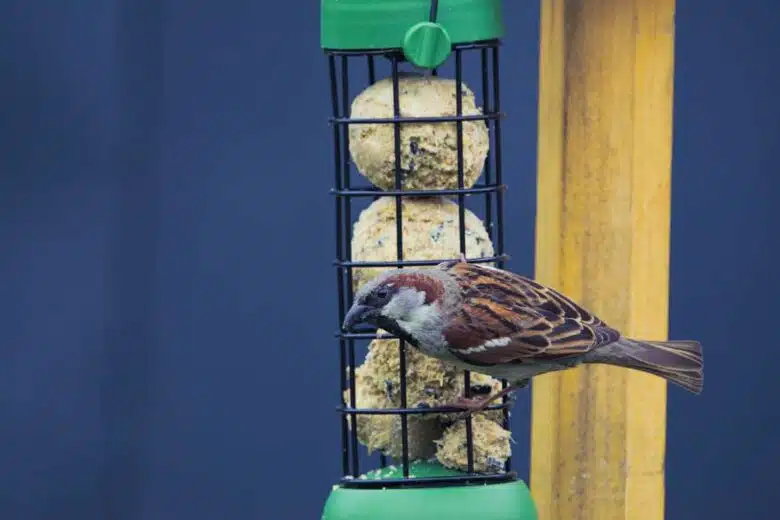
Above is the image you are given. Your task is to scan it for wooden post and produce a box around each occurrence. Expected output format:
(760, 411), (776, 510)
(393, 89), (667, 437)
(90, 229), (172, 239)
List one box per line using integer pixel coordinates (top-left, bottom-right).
(531, 1), (675, 520)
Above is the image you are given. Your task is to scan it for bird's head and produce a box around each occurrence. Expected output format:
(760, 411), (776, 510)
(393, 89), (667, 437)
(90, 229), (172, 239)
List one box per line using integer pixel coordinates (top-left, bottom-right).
(342, 269), (451, 341)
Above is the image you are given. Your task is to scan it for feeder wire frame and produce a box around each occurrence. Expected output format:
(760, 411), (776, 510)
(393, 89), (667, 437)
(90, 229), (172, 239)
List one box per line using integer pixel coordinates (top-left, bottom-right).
(327, 37), (514, 489)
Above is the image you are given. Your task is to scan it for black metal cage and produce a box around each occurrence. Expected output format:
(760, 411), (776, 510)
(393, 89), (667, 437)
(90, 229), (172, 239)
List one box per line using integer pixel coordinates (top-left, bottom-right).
(327, 36), (514, 489)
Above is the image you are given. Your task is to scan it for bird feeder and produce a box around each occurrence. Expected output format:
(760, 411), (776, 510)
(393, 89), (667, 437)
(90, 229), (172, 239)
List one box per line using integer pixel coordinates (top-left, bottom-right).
(321, 1), (538, 519)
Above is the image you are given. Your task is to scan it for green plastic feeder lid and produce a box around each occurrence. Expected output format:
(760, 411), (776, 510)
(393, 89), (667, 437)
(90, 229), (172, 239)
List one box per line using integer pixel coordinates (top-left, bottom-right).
(322, 461), (538, 520)
(321, 0), (504, 68)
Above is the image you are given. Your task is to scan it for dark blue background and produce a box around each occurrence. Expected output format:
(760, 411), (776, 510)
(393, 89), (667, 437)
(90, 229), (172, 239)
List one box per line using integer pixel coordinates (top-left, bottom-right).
(1, 1), (777, 519)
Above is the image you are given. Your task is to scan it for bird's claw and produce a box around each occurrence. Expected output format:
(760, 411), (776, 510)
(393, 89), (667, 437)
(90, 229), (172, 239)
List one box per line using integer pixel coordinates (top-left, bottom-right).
(447, 383), (526, 417)
(448, 395), (493, 416)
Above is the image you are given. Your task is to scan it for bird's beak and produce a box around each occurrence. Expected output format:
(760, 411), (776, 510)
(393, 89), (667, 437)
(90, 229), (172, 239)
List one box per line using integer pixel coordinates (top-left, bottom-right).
(342, 304), (376, 331)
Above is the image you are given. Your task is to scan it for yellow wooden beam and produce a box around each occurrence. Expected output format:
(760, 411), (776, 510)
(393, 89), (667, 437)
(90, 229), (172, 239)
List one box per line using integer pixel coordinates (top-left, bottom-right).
(531, 1), (676, 519)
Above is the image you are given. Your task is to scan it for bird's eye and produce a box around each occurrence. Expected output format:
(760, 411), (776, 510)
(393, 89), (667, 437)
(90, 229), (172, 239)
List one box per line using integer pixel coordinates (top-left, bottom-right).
(375, 287), (389, 300)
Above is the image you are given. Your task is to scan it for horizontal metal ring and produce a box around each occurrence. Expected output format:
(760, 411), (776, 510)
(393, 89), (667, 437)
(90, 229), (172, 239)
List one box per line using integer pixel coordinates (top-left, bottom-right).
(339, 471), (517, 489)
(330, 184), (506, 197)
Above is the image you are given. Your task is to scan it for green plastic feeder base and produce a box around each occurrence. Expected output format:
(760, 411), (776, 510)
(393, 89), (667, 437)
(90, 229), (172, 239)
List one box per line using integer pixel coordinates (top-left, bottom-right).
(322, 462), (538, 520)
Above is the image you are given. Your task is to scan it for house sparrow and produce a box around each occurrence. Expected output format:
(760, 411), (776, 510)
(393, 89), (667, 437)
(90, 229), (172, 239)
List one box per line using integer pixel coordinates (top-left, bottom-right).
(342, 258), (703, 413)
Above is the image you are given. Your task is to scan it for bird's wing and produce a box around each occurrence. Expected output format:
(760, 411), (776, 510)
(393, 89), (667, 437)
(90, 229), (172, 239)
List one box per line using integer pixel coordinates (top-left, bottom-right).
(437, 262), (620, 366)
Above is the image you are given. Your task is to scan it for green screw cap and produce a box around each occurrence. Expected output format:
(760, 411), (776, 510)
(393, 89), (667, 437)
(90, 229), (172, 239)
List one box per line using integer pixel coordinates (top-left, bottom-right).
(402, 22), (452, 69)
(322, 461), (538, 520)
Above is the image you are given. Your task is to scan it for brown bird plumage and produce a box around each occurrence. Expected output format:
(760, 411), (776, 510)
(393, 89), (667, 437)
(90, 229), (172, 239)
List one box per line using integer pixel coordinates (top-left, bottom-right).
(343, 259), (703, 413)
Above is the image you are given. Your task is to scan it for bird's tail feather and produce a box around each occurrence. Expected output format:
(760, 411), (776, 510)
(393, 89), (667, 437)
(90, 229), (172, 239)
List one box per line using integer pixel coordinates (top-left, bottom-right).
(586, 338), (703, 394)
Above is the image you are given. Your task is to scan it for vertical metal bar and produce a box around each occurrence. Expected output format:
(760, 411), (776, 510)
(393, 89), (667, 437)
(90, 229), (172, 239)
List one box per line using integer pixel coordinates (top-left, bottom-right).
(365, 52), (385, 469)
(428, 0), (439, 21)
(340, 56), (360, 478)
(455, 49), (467, 264)
(492, 46), (505, 265)
(455, 48), (475, 475)
(329, 55), (351, 477)
(391, 54), (410, 478)
(367, 56), (376, 85)
(491, 44), (511, 472)
(430, 0), (440, 79)
(480, 48), (494, 241)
